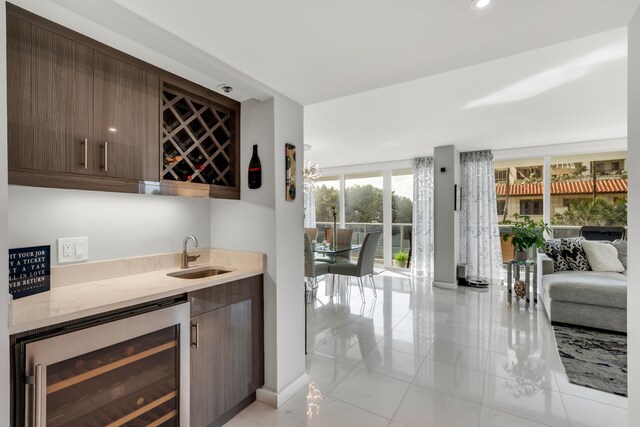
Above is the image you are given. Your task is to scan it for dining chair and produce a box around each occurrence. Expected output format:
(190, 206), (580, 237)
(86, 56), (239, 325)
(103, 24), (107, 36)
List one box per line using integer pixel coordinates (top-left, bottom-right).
(328, 231), (382, 302)
(304, 233), (329, 301)
(321, 228), (353, 263)
(304, 227), (318, 242)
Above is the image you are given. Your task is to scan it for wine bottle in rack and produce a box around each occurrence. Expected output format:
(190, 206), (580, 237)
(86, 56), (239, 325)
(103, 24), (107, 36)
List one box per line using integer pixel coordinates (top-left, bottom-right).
(248, 144), (262, 189)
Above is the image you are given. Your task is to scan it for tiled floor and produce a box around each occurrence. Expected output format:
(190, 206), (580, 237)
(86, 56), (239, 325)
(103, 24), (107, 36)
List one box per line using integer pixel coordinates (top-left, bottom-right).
(227, 271), (628, 427)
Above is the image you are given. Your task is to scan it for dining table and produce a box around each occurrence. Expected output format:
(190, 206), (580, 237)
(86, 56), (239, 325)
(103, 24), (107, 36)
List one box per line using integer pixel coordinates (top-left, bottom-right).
(312, 243), (362, 262)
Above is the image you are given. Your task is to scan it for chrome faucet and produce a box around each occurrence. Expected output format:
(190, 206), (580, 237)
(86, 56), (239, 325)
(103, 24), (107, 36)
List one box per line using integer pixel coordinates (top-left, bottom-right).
(181, 235), (200, 269)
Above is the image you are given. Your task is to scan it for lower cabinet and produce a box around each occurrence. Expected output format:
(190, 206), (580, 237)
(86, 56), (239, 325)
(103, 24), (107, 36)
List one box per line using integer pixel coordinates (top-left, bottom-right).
(189, 275), (264, 427)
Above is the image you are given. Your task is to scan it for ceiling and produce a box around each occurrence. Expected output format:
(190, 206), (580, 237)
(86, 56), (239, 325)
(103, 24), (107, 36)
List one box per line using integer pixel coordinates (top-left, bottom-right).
(27, 0), (636, 168)
(109, 0), (640, 105)
(305, 28), (628, 167)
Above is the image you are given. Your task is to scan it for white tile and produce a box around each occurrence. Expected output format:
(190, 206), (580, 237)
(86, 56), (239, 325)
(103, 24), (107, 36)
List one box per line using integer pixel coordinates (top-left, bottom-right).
(378, 329), (433, 357)
(373, 302), (412, 318)
(240, 390), (309, 427)
(224, 414), (265, 427)
(485, 349), (559, 391)
(335, 341), (377, 366)
(483, 374), (569, 427)
(301, 397), (390, 427)
(305, 353), (354, 395)
(561, 393), (628, 427)
(329, 367), (410, 419)
(311, 334), (358, 359)
(426, 339), (488, 372)
(479, 405), (548, 427)
(392, 384), (482, 427)
(357, 346), (424, 382)
(236, 271), (627, 427)
(412, 359), (485, 404)
(554, 370), (628, 409)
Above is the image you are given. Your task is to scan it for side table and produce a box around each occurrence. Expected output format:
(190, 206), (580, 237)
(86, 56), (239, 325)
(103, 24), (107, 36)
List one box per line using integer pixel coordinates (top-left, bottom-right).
(507, 260), (537, 309)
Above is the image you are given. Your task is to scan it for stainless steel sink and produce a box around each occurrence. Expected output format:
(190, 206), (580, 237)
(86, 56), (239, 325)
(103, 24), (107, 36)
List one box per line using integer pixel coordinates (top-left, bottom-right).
(168, 268), (232, 280)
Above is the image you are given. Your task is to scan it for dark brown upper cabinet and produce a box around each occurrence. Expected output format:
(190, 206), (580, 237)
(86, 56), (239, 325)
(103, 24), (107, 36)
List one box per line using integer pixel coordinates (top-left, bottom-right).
(6, 4), (240, 199)
(7, 13), (94, 175)
(93, 52), (160, 181)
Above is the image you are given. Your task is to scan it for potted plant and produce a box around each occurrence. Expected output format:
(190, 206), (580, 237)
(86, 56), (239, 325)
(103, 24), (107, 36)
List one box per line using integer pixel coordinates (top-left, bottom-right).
(392, 251), (409, 268)
(502, 214), (550, 261)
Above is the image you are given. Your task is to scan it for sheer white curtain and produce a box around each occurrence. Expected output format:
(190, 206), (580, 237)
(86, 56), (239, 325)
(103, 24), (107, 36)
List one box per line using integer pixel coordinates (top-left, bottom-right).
(460, 150), (503, 284)
(304, 191), (316, 228)
(412, 157), (434, 277)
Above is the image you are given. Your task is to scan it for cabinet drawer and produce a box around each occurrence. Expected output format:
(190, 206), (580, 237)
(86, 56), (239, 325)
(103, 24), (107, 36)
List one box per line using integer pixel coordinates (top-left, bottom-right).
(229, 275), (263, 304)
(189, 283), (230, 317)
(189, 275), (263, 317)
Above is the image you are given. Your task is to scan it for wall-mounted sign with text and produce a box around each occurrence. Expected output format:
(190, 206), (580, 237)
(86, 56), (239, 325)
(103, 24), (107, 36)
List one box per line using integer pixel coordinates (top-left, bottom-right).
(9, 245), (51, 299)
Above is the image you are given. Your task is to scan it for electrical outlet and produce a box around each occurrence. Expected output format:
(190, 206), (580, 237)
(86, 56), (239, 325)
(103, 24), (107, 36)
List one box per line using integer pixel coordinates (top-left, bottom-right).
(57, 237), (89, 264)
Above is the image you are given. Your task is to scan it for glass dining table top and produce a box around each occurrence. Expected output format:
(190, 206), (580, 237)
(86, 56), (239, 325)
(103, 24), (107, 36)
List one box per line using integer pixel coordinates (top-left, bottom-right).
(312, 244), (361, 255)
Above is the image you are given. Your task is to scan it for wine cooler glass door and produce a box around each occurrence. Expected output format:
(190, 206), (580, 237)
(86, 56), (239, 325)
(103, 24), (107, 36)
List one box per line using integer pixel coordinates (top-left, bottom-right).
(24, 303), (190, 427)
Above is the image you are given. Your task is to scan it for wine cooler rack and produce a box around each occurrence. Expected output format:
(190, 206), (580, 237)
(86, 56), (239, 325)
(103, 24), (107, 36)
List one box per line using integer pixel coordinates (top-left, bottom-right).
(161, 85), (237, 189)
(45, 326), (179, 427)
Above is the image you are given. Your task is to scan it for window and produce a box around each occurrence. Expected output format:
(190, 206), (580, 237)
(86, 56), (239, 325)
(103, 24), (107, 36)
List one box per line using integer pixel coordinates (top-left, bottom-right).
(496, 200), (506, 215)
(516, 166), (542, 180)
(494, 169), (508, 183)
(392, 170), (413, 266)
(551, 152), (627, 231)
(520, 199), (542, 216)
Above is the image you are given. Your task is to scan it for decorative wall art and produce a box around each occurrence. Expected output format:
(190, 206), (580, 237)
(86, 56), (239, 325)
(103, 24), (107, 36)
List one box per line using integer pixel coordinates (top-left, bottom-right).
(285, 143), (296, 201)
(9, 245), (51, 299)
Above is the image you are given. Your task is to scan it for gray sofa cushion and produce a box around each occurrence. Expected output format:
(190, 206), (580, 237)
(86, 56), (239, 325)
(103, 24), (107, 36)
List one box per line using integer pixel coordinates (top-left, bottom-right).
(612, 240), (627, 270)
(543, 271), (627, 309)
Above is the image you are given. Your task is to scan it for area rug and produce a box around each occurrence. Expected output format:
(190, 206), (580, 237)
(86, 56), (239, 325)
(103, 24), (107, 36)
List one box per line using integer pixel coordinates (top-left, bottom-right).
(553, 324), (627, 397)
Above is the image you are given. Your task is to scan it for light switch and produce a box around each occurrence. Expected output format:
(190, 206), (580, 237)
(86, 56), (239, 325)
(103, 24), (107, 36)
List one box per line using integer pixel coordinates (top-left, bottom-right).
(57, 237), (89, 264)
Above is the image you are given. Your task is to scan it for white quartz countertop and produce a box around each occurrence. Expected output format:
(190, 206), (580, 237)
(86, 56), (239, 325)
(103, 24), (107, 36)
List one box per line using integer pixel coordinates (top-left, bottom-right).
(10, 249), (265, 334)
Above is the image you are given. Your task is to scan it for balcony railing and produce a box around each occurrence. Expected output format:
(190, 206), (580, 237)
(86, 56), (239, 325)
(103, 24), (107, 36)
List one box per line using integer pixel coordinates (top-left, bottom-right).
(315, 222), (412, 262)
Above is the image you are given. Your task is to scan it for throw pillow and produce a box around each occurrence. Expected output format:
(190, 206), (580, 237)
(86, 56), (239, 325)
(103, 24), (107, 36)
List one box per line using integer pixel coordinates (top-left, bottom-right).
(612, 239), (627, 270)
(543, 239), (569, 272)
(560, 237), (591, 271)
(582, 241), (625, 273)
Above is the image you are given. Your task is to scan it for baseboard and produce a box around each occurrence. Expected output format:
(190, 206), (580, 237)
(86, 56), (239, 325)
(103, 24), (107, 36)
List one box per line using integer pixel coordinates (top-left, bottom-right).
(434, 280), (458, 289)
(256, 373), (310, 408)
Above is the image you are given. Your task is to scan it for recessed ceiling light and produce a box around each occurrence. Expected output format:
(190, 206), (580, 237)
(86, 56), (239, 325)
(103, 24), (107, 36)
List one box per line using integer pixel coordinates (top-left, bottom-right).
(472, 0), (491, 9)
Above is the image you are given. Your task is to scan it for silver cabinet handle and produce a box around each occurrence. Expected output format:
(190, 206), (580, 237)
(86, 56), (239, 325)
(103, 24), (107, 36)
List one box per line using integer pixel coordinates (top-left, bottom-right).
(192, 322), (200, 349)
(82, 138), (88, 169)
(102, 142), (108, 172)
(34, 364), (42, 427)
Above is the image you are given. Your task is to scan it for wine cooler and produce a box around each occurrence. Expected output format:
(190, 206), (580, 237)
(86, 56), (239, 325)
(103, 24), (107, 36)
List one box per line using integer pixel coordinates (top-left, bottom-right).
(19, 303), (190, 426)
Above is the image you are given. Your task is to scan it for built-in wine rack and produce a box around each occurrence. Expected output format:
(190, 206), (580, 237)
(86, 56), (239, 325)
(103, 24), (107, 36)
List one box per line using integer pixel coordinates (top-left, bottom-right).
(45, 326), (179, 427)
(161, 85), (237, 189)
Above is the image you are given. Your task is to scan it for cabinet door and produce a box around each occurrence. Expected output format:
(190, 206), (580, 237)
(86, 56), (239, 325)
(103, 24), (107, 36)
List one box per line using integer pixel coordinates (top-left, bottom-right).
(7, 14), (94, 174)
(93, 52), (160, 181)
(190, 306), (229, 427)
(228, 299), (253, 406)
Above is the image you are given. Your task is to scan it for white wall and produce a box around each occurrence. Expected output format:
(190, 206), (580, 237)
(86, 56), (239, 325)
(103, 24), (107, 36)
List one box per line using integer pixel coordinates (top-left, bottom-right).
(9, 187), (211, 264)
(627, 8), (640, 426)
(433, 145), (460, 288)
(210, 95), (306, 406)
(0, 1), (11, 425)
(272, 96), (305, 394)
(210, 98), (279, 389)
